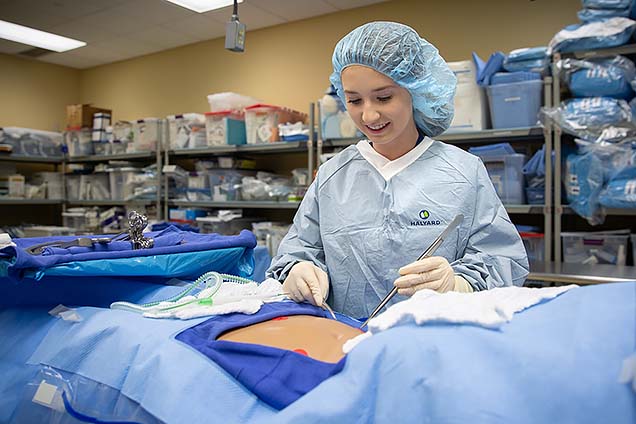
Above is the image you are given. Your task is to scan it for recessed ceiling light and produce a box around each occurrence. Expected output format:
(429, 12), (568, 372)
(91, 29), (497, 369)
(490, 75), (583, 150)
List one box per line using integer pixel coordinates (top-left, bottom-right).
(0, 20), (86, 53)
(165, 0), (243, 13)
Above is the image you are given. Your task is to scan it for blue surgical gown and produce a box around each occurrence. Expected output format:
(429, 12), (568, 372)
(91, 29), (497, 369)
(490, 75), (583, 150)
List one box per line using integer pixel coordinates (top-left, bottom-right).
(267, 140), (529, 318)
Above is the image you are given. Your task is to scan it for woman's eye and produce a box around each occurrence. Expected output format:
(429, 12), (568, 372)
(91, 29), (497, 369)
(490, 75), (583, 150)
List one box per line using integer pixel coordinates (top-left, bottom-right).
(347, 99), (362, 105)
(377, 96), (392, 102)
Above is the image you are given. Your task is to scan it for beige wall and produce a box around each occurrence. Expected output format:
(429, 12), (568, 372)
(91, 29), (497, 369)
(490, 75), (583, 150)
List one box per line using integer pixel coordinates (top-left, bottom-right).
(0, 53), (80, 131)
(80, 0), (581, 122)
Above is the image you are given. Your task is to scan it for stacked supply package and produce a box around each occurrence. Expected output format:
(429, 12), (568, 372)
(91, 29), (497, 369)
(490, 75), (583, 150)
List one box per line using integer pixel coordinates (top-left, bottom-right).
(546, 52), (636, 224)
(447, 60), (489, 132)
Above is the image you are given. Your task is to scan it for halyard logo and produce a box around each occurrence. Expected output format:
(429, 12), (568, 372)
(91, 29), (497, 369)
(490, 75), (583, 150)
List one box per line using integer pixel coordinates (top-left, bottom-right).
(411, 210), (441, 226)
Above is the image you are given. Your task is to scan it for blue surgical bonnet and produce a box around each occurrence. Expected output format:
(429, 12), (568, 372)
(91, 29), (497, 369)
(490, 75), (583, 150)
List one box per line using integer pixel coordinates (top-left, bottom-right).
(329, 21), (457, 137)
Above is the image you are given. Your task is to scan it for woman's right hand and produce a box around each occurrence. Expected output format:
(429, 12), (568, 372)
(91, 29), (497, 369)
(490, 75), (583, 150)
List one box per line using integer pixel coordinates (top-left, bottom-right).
(283, 261), (330, 307)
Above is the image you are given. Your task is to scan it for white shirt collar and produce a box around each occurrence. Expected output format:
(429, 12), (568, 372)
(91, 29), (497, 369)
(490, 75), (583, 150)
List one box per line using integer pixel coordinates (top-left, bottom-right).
(356, 137), (434, 181)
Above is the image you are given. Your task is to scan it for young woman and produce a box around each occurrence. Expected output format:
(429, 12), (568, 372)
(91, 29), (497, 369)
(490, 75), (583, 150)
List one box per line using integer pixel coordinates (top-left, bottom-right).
(268, 22), (529, 318)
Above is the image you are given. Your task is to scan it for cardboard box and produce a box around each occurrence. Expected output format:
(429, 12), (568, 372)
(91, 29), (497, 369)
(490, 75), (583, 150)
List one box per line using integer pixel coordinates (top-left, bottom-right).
(446, 60), (490, 133)
(66, 104), (112, 129)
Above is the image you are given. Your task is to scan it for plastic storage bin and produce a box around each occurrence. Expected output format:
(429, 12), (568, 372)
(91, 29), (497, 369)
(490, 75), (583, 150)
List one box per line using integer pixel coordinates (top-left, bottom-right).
(482, 154), (526, 204)
(132, 118), (160, 152)
(65, 175), (81, 200)
(32, 172), (63, 199)
(525, 187), (545, 204)
(244, 104), (306, 144)
(562, 232), (629, 265)
(196, 216), (259, 235)
(520, 232), (544, 262)
(108, 167), (141, 201)
(0, 127), (63, 157)
(65, 127), (93, 157)
(168, 113), (206, 150)
(205, 111), (246, 146)
(486, 80), (543, 129)
(208, 169), (256, 201)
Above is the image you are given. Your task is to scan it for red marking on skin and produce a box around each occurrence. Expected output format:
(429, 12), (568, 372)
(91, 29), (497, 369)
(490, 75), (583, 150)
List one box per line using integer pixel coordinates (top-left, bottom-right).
(271, 316), (288, 321)
(293, 349), (308, 356)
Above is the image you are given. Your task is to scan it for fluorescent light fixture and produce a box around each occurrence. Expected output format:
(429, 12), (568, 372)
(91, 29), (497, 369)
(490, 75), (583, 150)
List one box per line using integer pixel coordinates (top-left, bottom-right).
(165, 0), (243, 13)
(0, 20), (86, 53)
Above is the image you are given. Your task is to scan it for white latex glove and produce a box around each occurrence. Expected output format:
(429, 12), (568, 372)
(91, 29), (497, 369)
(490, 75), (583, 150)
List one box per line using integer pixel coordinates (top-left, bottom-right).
(393, 256), (473, 296)
(283, 261), (329, 307)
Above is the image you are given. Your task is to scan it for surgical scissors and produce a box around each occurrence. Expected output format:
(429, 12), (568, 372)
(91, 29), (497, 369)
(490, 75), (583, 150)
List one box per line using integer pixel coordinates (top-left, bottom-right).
(360, 214), (464, 328)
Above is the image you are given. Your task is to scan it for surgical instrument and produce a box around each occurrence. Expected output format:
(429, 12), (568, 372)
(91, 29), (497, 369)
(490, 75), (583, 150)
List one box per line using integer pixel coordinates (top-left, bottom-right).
(360, 214), (464, 328)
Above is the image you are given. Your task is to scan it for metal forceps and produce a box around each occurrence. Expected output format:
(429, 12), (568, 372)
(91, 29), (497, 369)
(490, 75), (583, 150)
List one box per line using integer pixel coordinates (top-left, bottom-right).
(360, 214), (464, 328)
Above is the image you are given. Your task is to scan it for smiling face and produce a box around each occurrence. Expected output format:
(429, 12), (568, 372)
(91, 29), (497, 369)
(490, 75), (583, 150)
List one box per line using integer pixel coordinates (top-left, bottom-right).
(341, 65), (419, 159)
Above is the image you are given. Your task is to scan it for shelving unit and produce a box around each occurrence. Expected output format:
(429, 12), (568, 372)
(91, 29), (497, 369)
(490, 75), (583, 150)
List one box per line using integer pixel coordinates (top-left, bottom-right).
(63, 141), (163, 219)
(161, 104), (315, 220)
(0, 153), (65, 227)
(551, 44), (636, 264)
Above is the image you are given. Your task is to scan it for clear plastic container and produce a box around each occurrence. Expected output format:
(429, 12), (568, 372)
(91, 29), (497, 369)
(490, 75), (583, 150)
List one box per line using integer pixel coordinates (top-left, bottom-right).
(65, 127), (93, 157)
(520, 232), (544, 262)
(562, 232), (629, 265)
(32, 172), (63, 199)
(108, 167), (141, 201)
(205, 111), (246, 146)
(244, 104), (307, 144)
(132, 118), (160, 152)
(486, 80), (543, 129)
(208, 169), (255, 201)
(482, 154), (527, 204)
(65, 174), (81, 200)
(167, 113), (206, 150)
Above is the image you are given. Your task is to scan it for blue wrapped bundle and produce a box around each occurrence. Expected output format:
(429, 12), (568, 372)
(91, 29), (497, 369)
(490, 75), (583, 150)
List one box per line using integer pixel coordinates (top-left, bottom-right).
(503, 47), (550, 73)
(549, 17), (636, 53)
(599, 166), (636, 207)
(560, 56), (636, 100)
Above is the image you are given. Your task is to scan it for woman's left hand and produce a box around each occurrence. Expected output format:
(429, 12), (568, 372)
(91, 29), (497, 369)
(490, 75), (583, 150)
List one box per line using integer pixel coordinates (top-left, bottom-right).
(394, 256), (459, 296)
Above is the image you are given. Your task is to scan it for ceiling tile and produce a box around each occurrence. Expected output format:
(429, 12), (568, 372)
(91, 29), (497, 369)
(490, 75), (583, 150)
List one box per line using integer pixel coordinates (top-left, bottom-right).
(247, 0), (336, 21)
(129, 26), (199, 50)
(37, 50), (105, 69)
(204, 2), (286, 31)
(324, 0), (388, 10)
(0, 0), (68, 30)
(160, 14), (226, 42)
(108, 0), (194, 26)
(49, 18), (115, 44)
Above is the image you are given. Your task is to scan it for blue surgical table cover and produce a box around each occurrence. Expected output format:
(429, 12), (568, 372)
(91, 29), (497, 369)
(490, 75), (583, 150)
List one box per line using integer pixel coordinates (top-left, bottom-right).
(0, 226), (256, 281)
(1, 283), (633, 423)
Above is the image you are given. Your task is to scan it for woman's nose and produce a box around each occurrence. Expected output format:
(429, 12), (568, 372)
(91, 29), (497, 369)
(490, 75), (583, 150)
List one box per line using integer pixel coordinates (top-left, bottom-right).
(362, 106), (380, 123)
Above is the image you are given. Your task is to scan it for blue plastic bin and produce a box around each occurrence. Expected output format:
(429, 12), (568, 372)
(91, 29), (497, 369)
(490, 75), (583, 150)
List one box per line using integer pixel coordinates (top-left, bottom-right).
(486, 80), (543, 128)
(482, 153), (526, 204)
(525, 187), (545, 204)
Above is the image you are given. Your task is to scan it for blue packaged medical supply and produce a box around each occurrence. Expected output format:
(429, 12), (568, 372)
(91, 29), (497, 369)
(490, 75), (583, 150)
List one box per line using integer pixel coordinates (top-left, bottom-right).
(487, 80), (543, 128)
(583, 0), (632, 8)
(471, 51), (505, 86)
(491, 72), (542, 85)
(506, 47), (549, 63)
(599, 166), (636, 208)
(549, 17), (636, 54)
(504, 47), (550, 74)
(543, 97), (634, 141)
(565, 152), (605, 225)
(560, 56), (636, 100)
(578, 7), (631, 23)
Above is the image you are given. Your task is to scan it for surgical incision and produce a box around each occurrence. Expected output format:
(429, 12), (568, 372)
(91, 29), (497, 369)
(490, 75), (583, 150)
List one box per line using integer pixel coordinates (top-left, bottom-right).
(217, 315), (364, 363)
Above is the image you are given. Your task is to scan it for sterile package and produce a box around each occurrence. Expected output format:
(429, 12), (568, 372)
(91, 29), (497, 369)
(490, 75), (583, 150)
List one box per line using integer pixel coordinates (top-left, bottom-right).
(540, 97), (635, 142)
(549, 17), (636, 54)
(578, 7), (631, 23)
(503, 47), (550, 74)
(557, 56), (636, 99)
(0, 127), (63, 157)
